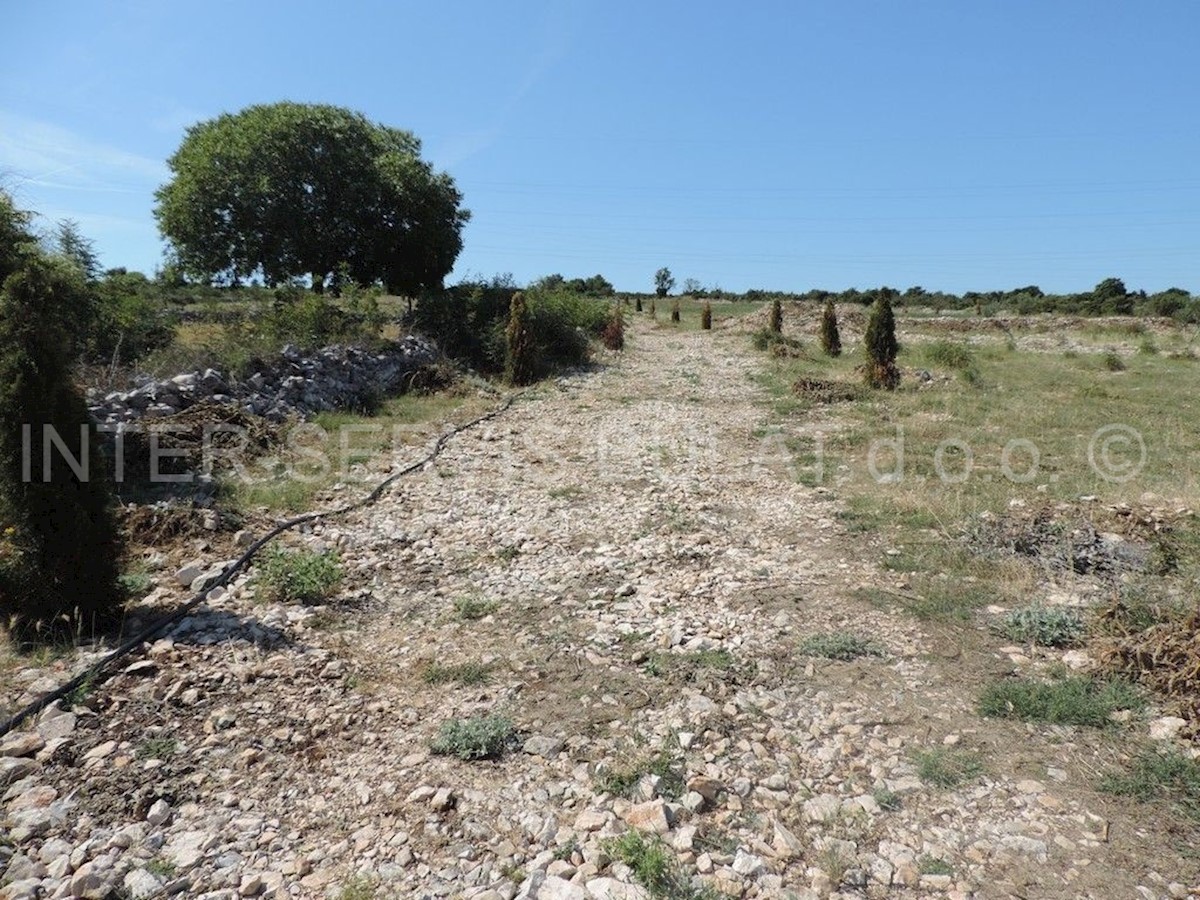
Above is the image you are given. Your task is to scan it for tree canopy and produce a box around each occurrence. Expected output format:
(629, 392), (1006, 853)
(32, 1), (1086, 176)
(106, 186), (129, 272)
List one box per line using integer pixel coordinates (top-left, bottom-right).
(154, 102), (469, 293)
(654, 267), (675, 297)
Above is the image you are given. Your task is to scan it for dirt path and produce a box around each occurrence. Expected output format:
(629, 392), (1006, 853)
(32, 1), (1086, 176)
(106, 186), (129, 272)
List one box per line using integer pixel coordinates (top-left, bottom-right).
(2, 318), (1195, 899)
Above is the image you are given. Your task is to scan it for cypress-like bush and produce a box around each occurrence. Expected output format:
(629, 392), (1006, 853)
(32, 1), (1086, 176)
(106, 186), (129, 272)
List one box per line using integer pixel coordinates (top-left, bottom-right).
(819, 299), (841, 357)
(769, 298), (782, 333)
(504, 291), (536, 385)
(0, 256), (122, 641)
(864, 295), (900, 389)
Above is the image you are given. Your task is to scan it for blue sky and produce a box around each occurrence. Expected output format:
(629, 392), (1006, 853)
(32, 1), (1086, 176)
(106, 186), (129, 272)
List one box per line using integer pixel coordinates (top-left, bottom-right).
(3, 0), (1197, 295)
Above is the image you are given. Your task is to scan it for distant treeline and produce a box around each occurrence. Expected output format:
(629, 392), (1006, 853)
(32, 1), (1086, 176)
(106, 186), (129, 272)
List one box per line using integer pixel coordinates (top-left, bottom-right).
(623, 277), (1198, 321)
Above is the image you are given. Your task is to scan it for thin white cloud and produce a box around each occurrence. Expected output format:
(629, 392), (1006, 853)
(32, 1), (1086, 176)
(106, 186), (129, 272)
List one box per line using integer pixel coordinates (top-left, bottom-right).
(433, 4), (580, 168)
(0, 111), (167, 194)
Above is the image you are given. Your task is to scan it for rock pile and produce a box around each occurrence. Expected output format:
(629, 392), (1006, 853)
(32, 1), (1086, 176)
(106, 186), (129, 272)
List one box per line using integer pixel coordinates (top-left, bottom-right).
(87, 336), (439, 426)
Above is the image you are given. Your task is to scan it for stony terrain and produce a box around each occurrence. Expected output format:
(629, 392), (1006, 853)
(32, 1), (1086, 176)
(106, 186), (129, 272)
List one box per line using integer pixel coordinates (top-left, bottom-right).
(3, 319), (1199, 899)
(86, 336), (438, 426)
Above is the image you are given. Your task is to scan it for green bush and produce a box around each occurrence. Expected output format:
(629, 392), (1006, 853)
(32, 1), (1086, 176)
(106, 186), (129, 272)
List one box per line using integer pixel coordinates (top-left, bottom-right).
(864, 296), (899, 389)
(1102, 349), (1126, 372)
(752, 328), (803, 354)
(413, 280), (608, 379)
(601, 303), (625, 350)
(505, 291), (535, 385)
(922, 339), (974, 370)
(978, 675), (1143, 727)
(0, 253), (123, 642)
(87, 270), (177, 364)
(768, 298), (782, 333)
(994, 605), (1084, 647)
(797, 631), (882, 660)
(267, 288), (381, 350)
(254, 546), (343, 603)
(819, 299), (841, 356)
(430, 714), (517, 760)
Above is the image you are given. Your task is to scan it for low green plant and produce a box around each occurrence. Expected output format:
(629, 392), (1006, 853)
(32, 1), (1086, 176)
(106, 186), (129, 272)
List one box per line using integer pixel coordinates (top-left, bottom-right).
(453, 595), (499, 621)
(136, 736), (178, 760)
(430, 714), (518, 761)
(994, 605), (1084, 647)
(818, 844), (852, 884)
(119, 571), (155, 599)
(422, 660), (491, 686)
(978, 675), (1143, 727)
(144, 857), (177, 879)
(645, 649), (751, 685)
(913, 748), (985, 788)
(797, 631), (882, 661)
(872, 787), (901, 811)
(336, 875), (377, 900)
(254, 546), (343, 603)
(1099, 749), (1200, 821)
(918, 855), (953, 876)
(65, 673), (96, 707)
(890, 578), (992, 622)
(594, 751), (685, 800)
(751, 328), (803, 354)
(553, 839), (579, 862)
(923, 339), (975, 370)
(604, 831), (720, 900)
(1102, 349), (1126, 371)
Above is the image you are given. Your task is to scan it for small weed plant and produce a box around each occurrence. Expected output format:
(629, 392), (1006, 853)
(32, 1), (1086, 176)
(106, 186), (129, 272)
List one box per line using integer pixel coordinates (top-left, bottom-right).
(995, 605), (1084, 647)
(978, 675), (1143, 727)
(913, 747), (985, 788)
(797, 631), (882, 661)
(255, 547), (342, 603)
(430, 714), (517, 761)
(1099, 749), (1200, 822)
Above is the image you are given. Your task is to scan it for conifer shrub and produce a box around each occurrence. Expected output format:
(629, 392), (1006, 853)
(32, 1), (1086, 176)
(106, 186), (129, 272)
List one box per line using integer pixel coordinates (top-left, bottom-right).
(670, 299), (681, 323)
(601, 303), (625, 351)
(701, 301), (712, 330)
(819, 299), (841, 356)
(0, 256), (122, 641)
(504, 291), (536, 385)
(769, 298), (783, 333)
(864, 296), (900, 389)
(635, 297), (643, 312)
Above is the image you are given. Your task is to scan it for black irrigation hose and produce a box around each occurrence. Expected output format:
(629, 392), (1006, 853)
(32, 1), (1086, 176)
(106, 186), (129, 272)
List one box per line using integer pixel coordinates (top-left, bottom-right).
(0, 393), (518, 738)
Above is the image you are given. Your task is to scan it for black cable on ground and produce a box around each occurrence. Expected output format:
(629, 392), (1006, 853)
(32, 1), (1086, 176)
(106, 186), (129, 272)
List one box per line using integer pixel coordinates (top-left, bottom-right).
(0, 393), (518, 738)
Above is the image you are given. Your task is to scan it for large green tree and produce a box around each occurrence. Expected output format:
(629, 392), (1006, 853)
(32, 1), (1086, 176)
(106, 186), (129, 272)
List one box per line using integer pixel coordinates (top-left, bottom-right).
(154, 102), (469, 293)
